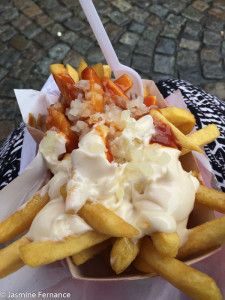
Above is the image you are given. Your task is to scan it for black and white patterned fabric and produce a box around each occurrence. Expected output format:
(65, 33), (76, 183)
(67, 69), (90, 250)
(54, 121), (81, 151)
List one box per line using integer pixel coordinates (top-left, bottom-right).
(157, 79), (225, 192)
(0, 80), (224, 192)
(0, 122), (25, 190)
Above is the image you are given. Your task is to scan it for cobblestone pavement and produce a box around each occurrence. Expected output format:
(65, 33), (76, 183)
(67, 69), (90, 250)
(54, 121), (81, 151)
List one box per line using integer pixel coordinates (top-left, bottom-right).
(0, 0), (225, 145)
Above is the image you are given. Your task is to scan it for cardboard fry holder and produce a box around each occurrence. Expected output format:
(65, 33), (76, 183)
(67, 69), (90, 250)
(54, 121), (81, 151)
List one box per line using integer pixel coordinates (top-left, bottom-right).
(0, 78), (220, 281)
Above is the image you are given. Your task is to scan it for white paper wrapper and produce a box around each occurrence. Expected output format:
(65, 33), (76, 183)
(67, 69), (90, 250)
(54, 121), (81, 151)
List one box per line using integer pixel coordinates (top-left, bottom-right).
(0, 76), (224, 299)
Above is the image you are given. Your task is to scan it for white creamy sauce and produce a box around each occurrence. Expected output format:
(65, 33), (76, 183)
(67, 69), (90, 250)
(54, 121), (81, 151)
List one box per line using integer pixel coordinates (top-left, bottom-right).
(31, 110), (199, 244)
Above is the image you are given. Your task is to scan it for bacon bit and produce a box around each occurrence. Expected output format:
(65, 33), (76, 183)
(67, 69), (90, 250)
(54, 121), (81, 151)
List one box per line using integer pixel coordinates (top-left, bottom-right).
(144, 95), (157, 107)
(114, 74), (133, 92)
(150, 116), (181, 150)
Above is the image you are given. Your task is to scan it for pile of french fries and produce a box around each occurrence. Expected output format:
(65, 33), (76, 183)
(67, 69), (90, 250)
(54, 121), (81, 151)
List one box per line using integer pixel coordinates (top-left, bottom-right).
(0, 59), (225, 300)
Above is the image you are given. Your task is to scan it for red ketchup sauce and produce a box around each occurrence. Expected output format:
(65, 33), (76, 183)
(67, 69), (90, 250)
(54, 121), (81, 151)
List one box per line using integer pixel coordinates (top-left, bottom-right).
(150, 116), (181, 150)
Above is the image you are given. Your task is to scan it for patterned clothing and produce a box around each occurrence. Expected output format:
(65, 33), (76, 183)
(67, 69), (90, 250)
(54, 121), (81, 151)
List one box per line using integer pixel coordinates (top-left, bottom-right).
(0, 80), (224, 191)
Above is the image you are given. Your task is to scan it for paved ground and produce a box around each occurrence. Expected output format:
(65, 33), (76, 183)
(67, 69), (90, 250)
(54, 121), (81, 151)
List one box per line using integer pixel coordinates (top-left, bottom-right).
(0, 0), (225, 146)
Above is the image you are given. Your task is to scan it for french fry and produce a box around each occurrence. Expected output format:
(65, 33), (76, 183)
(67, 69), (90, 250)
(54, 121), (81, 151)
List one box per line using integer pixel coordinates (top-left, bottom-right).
(20, 231), (109, 268)
(140, 238), (222, 300)
(78, 201), (139, 238)
(103, 65), (111, 79)
(66, 64), (79, 83)
(151, 232), (180, 257)
(182, 124), (220, 155)
(114, 74), (133, 92)
(78, 59), (88, 80)
(72, 239), (112, 265)
(160, 107), (195, 135)
(0, 236), (30, 279)
(178, 216), (225, 260)
(49, 64), (80, 107)
(195, 185), (225, 213)
(110, 238), (141, 274)
(133, 255), (157, 275)
(0, 193), (49, 243)
(92, 63), (104, 81)
(150, 109), (204, 154)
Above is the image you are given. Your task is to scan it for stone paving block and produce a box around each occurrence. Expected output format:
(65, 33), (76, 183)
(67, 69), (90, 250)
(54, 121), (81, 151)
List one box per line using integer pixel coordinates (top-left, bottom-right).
(0, 41), (6, 54)
(179, 38), (200, 51)
(48, 43), (70, 60)
(156, 38), (176, 55)
(63, 50), (83, 68)
(208, 7), (225, 19)
(160, 24), (181, 39)
(164, 0), (187, 14)
(0, 25), (17, 42)
(39, 0), (60, 10)
(146, 14), (163, 28)
(11, 58), (35, 81)
(128, 6), (149, 22)
(192, 0), (210, 11)
(23, 42), (45, 62)
(13, 0), (34, 10)
(95, 2), (112, 15)
(64, 18), (86, 32)
(134, 39), (154, 57)
(205, 15), (225, 31)
(0, 78), (23, 98)
(202, 61), (224, 79)
(148, 4), (168, 18)
(183, 21), (202, 38)
(10, 35), (31, 51)
(108, 10), (131, 26)
(73, 37), (94, 54)
(59, 31), (79, 46)
(136, 1), (151, 9)
(114, 43), (132, 61)
(176, 50), (198, 67)
(23, 3), (43, 18)
(201, 47), (220, 62)
(24, 75), (45, 90)
(33, 57), (54, 76)
(131, 54), (151, 74)
(11, 14), (32, 31)
(142, 27), (160, 41)
(104, 23), (123, 42)
(203, 30), (222, 46)
(129, 22), (145, 34)
(46, 23), (66, 36)
(202, 81), (225, 100)
(111, 0), (132, 12)
(213, 0), (225, 10)
(0, 0), (11, 13)
(0, 99), (17, 120)
(119, 31), (139, 47)
(178, 69), (204, 85)
(48, 6), (72, 22)
(23, 23), (42, 39)
(0, 48), (21, 68)
(182, 5), (205, 21)
(2, 7), (19, 21)
(154, 54), (175, 75)
(86, 47), (106, 65)
(35, 14), (54, 28)
(166, 14), (186, 27)
(34, 32), (56, 49)
(0, 68), (8, 81)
